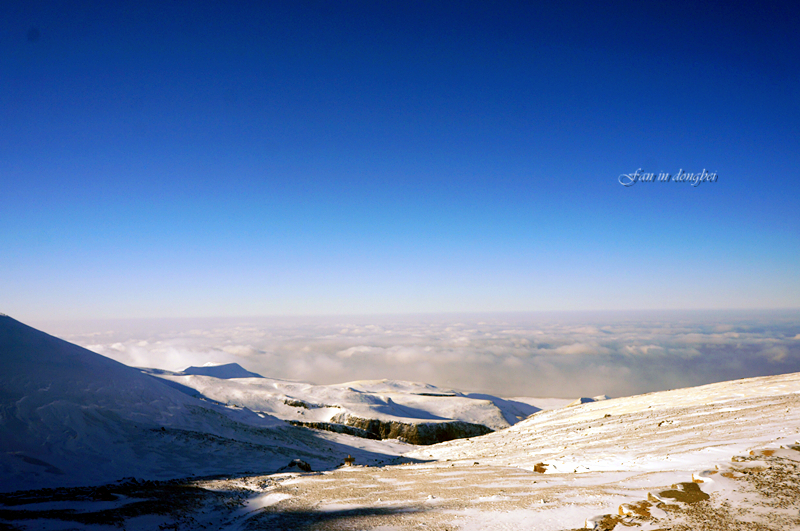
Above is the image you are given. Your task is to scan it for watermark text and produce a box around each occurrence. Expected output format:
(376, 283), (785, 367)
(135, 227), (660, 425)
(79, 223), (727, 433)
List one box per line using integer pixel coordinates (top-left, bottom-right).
(618, 169), (718, 187)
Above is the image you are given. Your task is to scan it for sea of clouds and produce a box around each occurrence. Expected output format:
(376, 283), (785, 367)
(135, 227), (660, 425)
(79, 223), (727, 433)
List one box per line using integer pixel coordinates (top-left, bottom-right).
(39, 310), (800, 398)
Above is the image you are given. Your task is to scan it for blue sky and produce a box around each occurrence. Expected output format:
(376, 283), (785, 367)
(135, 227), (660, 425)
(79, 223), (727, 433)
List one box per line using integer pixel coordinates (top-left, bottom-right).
(2, 1), (799, 320)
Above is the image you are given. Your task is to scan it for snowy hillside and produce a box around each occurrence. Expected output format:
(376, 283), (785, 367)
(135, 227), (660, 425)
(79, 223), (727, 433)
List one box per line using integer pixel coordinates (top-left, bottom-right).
(0, 316), (409, 492)
(408, 371), (800, 472)
(146, 370), (544, 444)
(3, 362), (798, 531)
(3, 314), (799, 530)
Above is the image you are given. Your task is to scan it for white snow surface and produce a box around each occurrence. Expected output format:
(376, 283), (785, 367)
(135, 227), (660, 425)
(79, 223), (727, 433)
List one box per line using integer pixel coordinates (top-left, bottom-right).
(147, 373), (542, 430)
(408, 371), (800, 473)
(0, 316), (410, 492)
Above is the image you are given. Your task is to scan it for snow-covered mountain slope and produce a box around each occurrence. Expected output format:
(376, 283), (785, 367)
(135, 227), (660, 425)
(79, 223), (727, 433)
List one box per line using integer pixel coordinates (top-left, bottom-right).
(4, 372), (798, 530)
(0, 316), (409, 493)
(3, 315), (799, 529)
(408, 371), (800, 474)
(147, 371), (543, 442)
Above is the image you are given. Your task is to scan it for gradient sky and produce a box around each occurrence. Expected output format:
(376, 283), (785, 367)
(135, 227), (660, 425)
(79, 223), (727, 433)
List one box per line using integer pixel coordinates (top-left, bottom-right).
(2, 1), (799, 320)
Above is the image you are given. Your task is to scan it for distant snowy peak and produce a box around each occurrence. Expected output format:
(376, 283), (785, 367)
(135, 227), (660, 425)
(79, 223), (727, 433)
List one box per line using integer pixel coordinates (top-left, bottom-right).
(567, 395), (609, 407)
(181, 362), (264, 379)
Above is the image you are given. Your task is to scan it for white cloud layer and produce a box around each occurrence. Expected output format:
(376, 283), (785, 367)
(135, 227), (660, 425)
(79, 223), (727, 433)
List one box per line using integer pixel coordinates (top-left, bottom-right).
(39, 310), (800, 398)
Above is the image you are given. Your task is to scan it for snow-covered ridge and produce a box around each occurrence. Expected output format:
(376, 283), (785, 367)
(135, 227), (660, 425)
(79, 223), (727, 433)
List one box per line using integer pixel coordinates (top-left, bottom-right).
(409, 370), (800, 476)
(0, 316), (412, 492)
(145, 370), (544, 444)
(0, 314), (560, 493)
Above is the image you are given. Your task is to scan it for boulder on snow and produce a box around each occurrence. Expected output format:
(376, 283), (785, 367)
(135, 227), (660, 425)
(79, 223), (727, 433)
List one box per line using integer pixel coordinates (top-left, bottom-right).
(281, 459), (312, 472)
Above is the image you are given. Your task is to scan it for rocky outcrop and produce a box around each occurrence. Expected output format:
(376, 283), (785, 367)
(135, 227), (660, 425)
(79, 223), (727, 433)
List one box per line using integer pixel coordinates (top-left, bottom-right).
(279, 459), (313, 472)
(283, 398), (332, 409)
(287, 420), (379, 440)
(330, 413), (493, 445)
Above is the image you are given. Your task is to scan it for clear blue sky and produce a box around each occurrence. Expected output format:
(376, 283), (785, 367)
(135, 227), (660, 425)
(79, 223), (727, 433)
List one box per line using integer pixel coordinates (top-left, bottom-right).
(2, 1), (799, 320)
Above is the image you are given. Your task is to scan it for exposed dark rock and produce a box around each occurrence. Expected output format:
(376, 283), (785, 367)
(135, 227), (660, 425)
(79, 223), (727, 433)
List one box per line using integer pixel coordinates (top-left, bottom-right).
(289, 414), (492, 445)
(330, 413), (493, 445)
(284, 398), (332, 409)
(288, 420), (380, 440)
(282, 459), (312, 472)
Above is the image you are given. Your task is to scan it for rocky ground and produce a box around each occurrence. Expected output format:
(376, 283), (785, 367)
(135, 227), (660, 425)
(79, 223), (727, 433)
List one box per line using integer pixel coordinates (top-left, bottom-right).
(2, 444), (799, 530)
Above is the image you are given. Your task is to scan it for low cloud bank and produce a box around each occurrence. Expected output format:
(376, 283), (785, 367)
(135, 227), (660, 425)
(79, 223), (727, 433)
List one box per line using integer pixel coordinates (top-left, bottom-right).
(41, 310), (800, 398)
